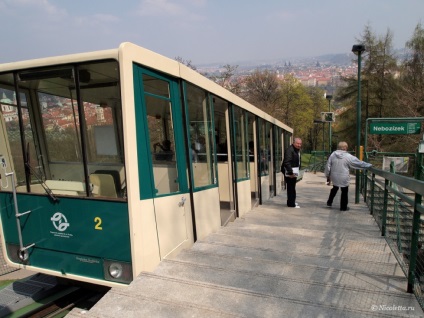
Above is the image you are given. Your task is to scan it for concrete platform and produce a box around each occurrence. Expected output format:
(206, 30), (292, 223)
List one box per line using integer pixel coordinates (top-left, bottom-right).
(0, 269), (34, 282)
(69, 172), (423, 318)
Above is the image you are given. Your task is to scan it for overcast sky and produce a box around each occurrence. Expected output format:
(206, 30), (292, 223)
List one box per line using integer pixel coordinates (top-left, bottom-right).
(0, 0), (423, 65)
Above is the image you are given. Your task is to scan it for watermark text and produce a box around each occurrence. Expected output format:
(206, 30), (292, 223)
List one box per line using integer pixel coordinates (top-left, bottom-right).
(371, 305), (415, 312)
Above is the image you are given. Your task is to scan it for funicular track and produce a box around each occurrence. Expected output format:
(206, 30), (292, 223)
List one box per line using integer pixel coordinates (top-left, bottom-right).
(0, 274), (108, 318)
(18, 287), (105, 318)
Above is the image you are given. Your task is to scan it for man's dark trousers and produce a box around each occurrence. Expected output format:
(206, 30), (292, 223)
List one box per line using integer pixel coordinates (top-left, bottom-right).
(286, 177), (297, 207)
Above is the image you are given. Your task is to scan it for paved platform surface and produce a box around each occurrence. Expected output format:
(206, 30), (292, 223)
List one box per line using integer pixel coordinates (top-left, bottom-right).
(0, 232), (34, 282)
(0, 268), (34, 281)
(70, 172), (423, 317)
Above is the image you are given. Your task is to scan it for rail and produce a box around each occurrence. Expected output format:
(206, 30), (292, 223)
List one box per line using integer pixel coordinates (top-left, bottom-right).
(362, 166), (424, 307)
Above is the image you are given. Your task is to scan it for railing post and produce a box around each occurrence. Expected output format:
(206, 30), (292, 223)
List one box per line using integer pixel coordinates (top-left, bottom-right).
(364, 170), (368, 202)
(381, 179), (389, 237)
(407, 192), (422, 293)
(414, 149), (422, 180)
(370, 173), (375, 215)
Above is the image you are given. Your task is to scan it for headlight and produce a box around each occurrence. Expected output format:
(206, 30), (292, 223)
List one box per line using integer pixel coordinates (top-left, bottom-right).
(108, 263), (123, 278)
(104, 260), (133, 284)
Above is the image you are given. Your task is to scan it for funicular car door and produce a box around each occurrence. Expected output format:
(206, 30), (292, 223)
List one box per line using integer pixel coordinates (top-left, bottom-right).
(133, 66), (190, 259)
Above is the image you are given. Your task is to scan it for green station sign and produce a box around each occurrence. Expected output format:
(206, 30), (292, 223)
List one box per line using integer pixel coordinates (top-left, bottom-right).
(369, 122), (421, 135)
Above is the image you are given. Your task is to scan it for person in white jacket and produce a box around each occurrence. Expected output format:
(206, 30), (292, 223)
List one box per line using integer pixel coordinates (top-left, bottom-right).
(325, 141), (372, 211)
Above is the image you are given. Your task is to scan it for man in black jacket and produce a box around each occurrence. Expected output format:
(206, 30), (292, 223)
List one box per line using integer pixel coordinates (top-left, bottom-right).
(282, 138), (302, 208)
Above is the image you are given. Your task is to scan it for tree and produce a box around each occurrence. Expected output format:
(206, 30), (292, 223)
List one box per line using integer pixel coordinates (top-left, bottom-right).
(393, 23), (424, 152)
(175, 57), (197, 71)
(306, 87), (328, 152)
(399, 23), (424, 117)
(273, 74), (316, 151)
(366, 29), (398, 119)
(242, 71), (320, 151)
(278, 74), (312, 134)
(242, 69), (281, 112)
(203, 64), (242, 95)
(335, 25), (399, 152)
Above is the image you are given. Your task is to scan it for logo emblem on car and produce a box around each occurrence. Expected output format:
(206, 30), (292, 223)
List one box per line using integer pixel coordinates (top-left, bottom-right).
(51, 212), (70, 232)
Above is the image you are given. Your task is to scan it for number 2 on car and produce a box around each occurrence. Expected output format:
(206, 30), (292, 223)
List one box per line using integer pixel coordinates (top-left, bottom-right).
(94, 217), (102, 230)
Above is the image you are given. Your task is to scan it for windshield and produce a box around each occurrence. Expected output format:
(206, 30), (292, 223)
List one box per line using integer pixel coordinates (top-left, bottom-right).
(0, 60), (126, 199)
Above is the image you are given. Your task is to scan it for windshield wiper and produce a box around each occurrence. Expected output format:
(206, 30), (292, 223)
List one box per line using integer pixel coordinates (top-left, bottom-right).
(25, 163), (59, 203)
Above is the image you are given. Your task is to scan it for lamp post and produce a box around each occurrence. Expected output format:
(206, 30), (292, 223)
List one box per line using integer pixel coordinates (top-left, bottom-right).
(326, 94), (332, 153)
(313, 119), (325, 153)
(352, 44), (366, 204)
(313, 119), (325, 174)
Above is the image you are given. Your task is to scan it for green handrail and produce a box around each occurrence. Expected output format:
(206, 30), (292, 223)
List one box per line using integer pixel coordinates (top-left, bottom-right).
(364, 166), (424, 296)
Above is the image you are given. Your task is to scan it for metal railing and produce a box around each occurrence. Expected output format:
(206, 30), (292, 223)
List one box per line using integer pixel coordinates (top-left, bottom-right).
(307, 151), (329, 173)
(362, 166), (424, 308)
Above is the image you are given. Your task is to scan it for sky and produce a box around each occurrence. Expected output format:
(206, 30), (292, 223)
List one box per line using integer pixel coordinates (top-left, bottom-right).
(0, 0), (423, 66)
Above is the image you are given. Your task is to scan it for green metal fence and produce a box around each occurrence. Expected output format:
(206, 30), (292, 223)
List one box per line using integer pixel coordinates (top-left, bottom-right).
(307, 151), (329, 173)
(308, 150), (358, 174)
(363, 167), (424, 308)
(365, 152), (418, 178)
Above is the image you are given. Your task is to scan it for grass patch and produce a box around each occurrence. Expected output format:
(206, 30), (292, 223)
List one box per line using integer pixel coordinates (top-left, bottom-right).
(0, 280), (16, 289)
(301, 153), (311, 167)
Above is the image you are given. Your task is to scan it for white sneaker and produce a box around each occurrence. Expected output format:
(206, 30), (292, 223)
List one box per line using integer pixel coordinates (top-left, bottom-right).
(295, 202), (299, 206)
(294, 205), (300, 208)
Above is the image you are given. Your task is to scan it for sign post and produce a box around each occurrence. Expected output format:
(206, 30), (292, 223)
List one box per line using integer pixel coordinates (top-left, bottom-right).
(364, 117), (424, 205)
(365, 119), (424, 155)
(369, 122), (421, 135)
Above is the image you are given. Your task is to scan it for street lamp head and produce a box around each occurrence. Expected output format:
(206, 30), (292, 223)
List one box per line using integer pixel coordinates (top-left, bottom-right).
(352, 44), (366, 55)
(326, 94), (333, 101)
